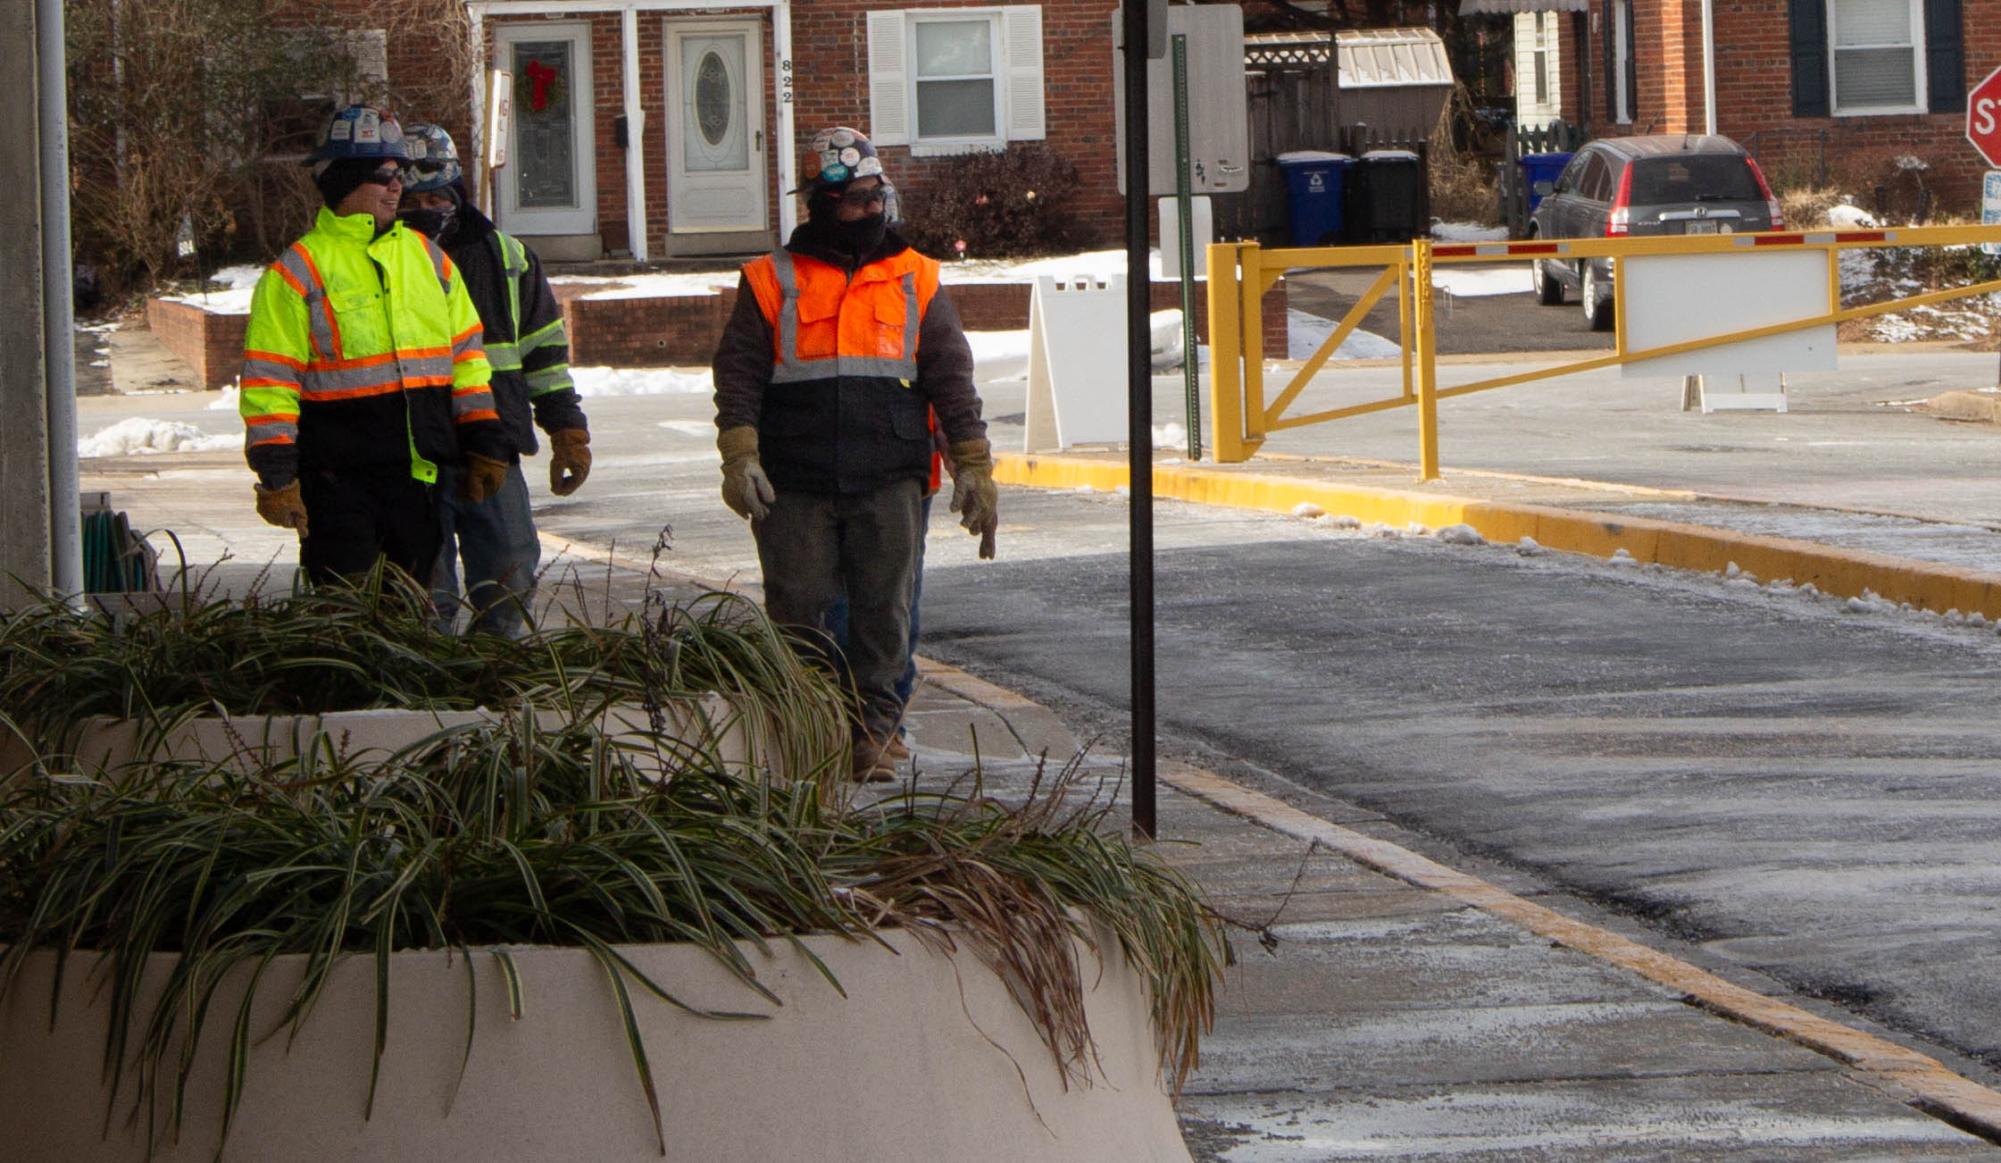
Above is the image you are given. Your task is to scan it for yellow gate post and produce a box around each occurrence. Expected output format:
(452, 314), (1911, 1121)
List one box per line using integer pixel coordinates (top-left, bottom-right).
(1412, 238), (1441, 481)
(1239, 241), (1269, 448)
(1205, 242), (1247, 462)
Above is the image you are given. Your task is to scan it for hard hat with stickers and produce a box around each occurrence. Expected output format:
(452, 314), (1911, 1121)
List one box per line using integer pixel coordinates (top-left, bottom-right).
(402, 123), (463, 193)
(306, 105), (411, 177)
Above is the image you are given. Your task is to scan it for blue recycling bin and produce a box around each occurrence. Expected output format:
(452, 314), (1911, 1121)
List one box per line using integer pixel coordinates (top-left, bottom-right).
(1277, 152), (1352, 246)
(1519, 151), (1573, 215)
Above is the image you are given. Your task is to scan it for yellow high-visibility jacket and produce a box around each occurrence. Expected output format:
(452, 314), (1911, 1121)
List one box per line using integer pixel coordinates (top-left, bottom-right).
(239, 207), (503, 485)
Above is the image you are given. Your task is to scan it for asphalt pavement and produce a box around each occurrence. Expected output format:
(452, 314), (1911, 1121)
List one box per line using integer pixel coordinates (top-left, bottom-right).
(69, 324), (2001, 1158)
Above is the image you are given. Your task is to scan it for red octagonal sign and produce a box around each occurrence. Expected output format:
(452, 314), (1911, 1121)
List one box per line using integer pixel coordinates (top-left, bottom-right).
(1969, 66), (2001, 167)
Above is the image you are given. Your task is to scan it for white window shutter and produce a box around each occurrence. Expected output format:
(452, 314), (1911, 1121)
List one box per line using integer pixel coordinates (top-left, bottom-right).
(867, 11), (911, 146)
(1002, 7), (1045, 141)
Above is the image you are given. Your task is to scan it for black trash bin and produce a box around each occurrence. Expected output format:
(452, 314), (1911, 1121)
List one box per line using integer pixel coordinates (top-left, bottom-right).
(1344, 150), (1425, 244)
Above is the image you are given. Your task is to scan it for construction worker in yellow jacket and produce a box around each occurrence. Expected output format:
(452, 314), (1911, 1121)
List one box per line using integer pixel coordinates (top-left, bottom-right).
(239, 105), (509, 585)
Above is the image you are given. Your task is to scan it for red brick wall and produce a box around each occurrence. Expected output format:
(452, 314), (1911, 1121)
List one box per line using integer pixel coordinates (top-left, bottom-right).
(1585, 0), (2001, 212)
(144, 301), (247, 389)
(460, 3), (1122, 258)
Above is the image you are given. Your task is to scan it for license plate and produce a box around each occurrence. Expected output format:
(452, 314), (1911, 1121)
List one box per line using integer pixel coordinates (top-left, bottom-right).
(1684, 221), (1721, 234)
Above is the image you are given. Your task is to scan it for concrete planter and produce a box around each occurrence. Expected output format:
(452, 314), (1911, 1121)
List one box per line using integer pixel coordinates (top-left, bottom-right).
(0, 698), (808, 784)
(0, 928), (1189, 1162)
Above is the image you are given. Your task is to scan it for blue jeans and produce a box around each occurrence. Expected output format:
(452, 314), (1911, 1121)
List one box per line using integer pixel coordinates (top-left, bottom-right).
(431, 461), (541, 639)
(826, 493), (931, 714)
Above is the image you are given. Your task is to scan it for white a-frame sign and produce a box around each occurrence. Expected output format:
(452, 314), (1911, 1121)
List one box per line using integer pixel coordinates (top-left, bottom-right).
(1024, 274), (1131, 452)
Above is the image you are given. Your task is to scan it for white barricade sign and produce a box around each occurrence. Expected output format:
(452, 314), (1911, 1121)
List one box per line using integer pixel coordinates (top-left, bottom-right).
(1621, 249), (1833, 413)
(1024, 275), (1130, 452)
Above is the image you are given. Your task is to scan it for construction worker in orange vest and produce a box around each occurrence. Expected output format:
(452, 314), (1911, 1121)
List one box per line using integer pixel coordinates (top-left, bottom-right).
(711, 127), (996, 782)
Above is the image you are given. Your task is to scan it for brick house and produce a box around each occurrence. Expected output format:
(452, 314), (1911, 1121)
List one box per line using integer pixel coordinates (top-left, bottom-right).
(1495, 0), (1990, 207)
(322, 1), (1128, 262)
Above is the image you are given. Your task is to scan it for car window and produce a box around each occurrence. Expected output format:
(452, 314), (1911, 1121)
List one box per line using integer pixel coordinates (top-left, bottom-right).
(1555, 153), (1589, 193)
(1579, 153), (1611, 201)
(1630, 155), (1761, 203)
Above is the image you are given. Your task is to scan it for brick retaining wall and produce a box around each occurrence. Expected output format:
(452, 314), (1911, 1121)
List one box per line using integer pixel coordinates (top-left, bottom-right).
(144, 300), (246, 389)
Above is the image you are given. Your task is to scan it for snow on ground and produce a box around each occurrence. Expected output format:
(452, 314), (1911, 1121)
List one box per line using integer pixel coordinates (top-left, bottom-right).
(941, 249), (1171, 284)
(569, 367), (714, 397)
(550, 271), (734, 300)
(1431, 222), (1509, 242)
(967, 330), (1031, 382)
(1287, 309), (1401, 360)
(1432, 266), (1534, 298)
(161, 264), (267, 314)
(79, 417), (241, 457)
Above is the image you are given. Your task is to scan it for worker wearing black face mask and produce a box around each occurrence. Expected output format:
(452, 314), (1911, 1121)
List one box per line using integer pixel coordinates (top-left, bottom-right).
(711, 126), (995, 782)
(396, 122), (591, 639)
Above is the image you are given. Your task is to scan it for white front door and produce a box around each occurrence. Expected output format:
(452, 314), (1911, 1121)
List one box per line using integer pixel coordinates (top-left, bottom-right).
(496, 23), (596, 236)
(666, 22), (767, 233)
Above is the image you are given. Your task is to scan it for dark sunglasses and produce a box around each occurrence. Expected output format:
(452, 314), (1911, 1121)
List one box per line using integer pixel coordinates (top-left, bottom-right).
(838, 185), (889, 209)
(360, 166), (406, 187)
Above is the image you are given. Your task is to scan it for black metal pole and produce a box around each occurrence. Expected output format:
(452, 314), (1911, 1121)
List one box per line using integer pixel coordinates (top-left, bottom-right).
(1121, 0), (1156, 840)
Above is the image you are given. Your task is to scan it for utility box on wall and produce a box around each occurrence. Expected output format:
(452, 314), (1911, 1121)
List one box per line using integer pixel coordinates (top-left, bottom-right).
(1112, 4), (1250, 196)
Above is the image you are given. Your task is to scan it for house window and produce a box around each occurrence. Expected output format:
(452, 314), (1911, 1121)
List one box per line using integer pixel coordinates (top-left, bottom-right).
(1533, 14), (1551, 106)
(1827, 0), (1925, 113)
(914, 16), (999, 140)
(866, 7), (1045, 154)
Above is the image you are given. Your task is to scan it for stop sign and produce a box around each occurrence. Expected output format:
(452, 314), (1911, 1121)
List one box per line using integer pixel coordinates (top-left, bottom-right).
(1968, 66), (2001, 166)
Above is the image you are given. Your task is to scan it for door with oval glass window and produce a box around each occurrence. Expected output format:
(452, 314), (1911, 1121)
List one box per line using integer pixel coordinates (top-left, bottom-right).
(666, 23), (767, 234)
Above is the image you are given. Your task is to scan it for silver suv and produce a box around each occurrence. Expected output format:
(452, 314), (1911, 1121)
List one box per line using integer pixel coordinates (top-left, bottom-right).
(1526, 134), (1782, 331)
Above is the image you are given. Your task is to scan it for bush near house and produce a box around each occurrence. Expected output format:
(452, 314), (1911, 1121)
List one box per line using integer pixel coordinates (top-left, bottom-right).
(897, 144), (1094, 261)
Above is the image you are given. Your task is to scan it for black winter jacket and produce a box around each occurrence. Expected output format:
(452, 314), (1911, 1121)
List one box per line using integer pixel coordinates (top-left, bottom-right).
(442, 206), (589, 459)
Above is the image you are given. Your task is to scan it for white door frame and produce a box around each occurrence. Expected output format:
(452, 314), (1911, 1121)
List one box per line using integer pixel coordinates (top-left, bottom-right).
(494, 21), (597, 236)
(664, 19), (768, 234)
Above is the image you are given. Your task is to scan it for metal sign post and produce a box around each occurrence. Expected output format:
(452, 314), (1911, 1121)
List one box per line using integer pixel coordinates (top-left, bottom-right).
(1172, 34), (1202, 462)
(1121, 0), (1157, 840)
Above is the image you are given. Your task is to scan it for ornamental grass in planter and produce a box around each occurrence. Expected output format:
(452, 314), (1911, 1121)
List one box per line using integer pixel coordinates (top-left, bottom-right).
(0, 579), (1228, 1159)
(0, 572), (850, 787)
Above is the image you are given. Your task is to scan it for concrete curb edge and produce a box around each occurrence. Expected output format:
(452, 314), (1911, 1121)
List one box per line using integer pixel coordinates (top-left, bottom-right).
(993, 452), (2001, 620)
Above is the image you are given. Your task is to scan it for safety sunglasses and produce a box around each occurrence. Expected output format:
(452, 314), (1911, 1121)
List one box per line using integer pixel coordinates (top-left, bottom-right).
(838, 185), (889, 209)
(360, 166), (406, 187)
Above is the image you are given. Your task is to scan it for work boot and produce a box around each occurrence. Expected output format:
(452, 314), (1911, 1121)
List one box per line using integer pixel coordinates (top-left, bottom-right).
(883, 734), (911, 761)
(851, 736), (898, 783)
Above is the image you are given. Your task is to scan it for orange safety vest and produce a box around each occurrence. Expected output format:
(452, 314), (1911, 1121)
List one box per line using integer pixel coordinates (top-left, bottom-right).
(741, 247), (941, 386)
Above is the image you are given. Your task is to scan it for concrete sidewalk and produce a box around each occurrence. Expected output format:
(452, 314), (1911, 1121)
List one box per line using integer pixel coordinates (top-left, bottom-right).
(901, 656), (2001, 1160)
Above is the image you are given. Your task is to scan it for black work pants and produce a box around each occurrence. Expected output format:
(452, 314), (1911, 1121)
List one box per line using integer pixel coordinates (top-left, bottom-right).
(298, 469), (442, 589)
(753, 479), (923, 741)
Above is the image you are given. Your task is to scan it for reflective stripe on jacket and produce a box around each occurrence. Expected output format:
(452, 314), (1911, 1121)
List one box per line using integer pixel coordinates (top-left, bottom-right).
(444, 215), (585, 458)
(239, 206), (499, 484)
(739, 246), (940, 493)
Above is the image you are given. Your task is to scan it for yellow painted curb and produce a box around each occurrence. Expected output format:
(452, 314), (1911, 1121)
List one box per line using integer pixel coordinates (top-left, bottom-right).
(995, 453), (2001, 620)
(919, 655), (2001, 1139)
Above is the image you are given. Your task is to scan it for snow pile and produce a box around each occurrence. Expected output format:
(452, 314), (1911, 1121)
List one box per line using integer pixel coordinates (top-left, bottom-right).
(208, 385), (241, 411)
(1152, 421), (1190, 448)
(1827, 203), (1880, 230)
(1292, 502), (1325, 519)
(161, 264), (266, 314)
(569, 367), (713, 397)
(79, 418), (241, 457)
(1516, 536), (1543, 557)
(1287, 310), (1401, 360)
(1432, 267), (1534, 298)
(1431, 222), (1508, 242)
(1607, 548), (1638, 567)
(1434, 523), (1484, 546)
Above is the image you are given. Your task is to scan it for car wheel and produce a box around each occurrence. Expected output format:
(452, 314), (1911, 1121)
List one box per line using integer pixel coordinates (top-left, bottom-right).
(1582, 262), (1614, 332)
(1533, 255), (1564, 305)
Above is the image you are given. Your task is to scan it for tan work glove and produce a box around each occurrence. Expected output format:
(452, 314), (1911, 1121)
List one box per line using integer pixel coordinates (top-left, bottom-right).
(460, 453), (510, 504)
(718, 425), (775, 520)
(253, 479), (309, 537)
(947, 438), (998, 560)
(549, 428), (591, 496)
